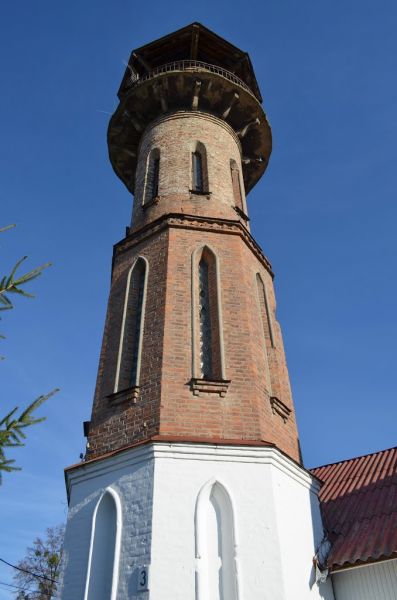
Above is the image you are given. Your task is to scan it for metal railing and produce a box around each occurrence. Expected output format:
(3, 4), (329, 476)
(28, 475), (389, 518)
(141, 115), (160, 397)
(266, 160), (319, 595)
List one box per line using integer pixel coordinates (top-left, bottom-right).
(125, 60), (255, 97)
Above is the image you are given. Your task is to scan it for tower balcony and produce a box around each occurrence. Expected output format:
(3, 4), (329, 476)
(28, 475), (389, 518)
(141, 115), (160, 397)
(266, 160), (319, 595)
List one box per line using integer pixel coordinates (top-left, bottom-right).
(123, 59), (257, 99)
(108, 24), (272, 196)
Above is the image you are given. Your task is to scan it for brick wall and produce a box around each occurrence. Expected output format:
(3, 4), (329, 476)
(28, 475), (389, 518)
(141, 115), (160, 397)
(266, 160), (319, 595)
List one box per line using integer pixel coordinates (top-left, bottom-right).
(131, 111), (249, 232)
(87, 111), (300, 464)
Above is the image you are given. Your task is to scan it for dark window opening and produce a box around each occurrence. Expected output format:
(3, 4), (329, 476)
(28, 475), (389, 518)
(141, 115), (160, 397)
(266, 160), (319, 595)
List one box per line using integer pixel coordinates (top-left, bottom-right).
(199, 258), (213, 378)
(150, 157), (160, 199)
(130, 265), (145, 386)
(192, 151), (204, 192)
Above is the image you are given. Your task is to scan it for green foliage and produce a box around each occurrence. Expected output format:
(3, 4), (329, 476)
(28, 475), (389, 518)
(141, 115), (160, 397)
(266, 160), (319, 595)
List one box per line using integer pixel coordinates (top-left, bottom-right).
(0, 389), (59, 480)
(14, 525), (64, 600)
(0, 224), (51, 315)
(1, 225), (58, 483)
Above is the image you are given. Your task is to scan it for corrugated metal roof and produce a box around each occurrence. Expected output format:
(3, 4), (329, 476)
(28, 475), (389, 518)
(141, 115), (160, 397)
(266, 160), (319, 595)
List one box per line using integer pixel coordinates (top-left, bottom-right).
(311, 447), (397, 570)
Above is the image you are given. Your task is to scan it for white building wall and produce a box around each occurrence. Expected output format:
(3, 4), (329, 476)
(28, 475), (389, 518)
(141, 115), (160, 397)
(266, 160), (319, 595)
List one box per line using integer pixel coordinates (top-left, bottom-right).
(59, 446), (155, 600)
(272, 461), (334, 600)
(332, 559), (397, 600)
(150, 443), (334, 600)
(59, 442), (335, 600)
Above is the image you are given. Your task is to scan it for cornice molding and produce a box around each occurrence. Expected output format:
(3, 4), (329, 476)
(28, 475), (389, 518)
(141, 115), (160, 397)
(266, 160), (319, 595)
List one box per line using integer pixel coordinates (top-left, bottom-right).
(65, 441), (320, 502)
(114, 213), (274, 277)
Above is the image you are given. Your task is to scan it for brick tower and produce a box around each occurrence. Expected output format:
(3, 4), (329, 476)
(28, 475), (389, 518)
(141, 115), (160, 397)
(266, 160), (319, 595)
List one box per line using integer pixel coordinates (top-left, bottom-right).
(60, 24), (334, 600)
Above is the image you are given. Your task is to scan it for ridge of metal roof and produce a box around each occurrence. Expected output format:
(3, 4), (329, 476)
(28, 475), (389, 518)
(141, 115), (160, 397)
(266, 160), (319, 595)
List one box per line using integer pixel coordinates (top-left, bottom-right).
(310, 444), (397, 473)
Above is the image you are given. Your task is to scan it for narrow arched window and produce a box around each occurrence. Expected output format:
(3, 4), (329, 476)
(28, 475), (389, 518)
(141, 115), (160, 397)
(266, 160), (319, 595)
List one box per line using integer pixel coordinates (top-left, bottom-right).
(195, 481), (239, 600)
(151, 156), (160, 198)
(191, 142), (208, 193)
(144, 148), (160, 203)
(193, 247), (223, 381)
(256, 273), (274, 395)
(230, 160), (244, 212)
(85, 491), (120, 600)
(192, 151), (204, 192)
(199, 258), (212, 378)
(256, 273), (275, 348)
(115, 258), (147, 391)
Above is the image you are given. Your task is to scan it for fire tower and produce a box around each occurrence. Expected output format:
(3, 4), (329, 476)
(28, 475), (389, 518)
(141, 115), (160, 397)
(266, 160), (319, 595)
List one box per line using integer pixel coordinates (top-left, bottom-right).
(60, 23), (334, 600)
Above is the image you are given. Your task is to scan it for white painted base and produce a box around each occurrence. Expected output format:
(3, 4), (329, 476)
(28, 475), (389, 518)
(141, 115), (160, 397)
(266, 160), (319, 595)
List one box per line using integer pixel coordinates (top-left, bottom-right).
(59, 443), (334, 600)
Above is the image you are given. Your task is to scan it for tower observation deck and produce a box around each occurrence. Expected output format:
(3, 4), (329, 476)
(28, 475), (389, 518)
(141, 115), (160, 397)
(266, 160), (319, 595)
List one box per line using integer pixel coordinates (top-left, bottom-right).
(108, 22), (272, 195)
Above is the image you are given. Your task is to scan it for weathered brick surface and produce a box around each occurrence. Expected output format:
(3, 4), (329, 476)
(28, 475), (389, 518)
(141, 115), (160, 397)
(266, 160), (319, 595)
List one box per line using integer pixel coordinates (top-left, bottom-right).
(87, 111), (300, 463)
(160, 225), (300, 461)
(132, 112), (249, 232)
(88, 229), (169, 458)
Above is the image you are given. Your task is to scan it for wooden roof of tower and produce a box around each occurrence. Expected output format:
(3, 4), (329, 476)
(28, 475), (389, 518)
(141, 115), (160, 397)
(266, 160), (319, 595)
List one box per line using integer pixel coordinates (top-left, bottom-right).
(118, 22), (263, 102)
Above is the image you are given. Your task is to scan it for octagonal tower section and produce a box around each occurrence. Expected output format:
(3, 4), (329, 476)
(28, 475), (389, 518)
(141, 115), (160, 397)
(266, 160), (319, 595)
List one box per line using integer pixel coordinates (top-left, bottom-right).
(87, 23), (300, 464)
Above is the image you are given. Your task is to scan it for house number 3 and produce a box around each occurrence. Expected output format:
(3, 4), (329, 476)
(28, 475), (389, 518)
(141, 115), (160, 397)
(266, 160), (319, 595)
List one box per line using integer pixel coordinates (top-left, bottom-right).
(137, 565), (149, 591)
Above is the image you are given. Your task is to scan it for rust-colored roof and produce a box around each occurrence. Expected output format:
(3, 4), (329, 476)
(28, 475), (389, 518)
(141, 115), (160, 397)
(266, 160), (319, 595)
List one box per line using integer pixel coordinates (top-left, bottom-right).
(311, 446), (397, 570)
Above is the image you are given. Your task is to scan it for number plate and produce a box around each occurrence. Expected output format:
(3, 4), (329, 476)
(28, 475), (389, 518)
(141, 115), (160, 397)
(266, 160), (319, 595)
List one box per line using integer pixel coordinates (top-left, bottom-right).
(137, 565), (150, 592)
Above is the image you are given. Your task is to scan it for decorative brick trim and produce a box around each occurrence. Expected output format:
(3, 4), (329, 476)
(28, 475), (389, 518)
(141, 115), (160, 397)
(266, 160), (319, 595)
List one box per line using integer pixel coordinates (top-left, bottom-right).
(65, 437), (276, 474)
(107, 386), (140, 405)
(189, 378), (230, 397)
(270, 396), (291, 423)
(114, 212), (273, 277)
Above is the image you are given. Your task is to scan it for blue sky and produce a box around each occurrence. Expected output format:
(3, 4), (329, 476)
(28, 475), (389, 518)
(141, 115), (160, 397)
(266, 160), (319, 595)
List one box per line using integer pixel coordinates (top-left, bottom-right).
(1, 0), (397, 595)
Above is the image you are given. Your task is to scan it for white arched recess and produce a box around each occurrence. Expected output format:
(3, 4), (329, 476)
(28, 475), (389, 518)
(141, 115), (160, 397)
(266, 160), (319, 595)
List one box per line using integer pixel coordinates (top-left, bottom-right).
(195, 479), (240, 600)
(191, 245), (226, 380)
(84, 487), (122, 600)
(114, 255), (149, 392)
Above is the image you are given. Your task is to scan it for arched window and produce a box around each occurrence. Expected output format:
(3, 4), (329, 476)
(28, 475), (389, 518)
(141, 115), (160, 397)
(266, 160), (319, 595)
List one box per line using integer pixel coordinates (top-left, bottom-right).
(195, 480), (239, 600)
(191, 143), (208, 193)
(144, 148), (160, 203)
(192, 151), (204, 192)
(193, 247), (224, 381)
(230, 160), (244, 212)
(198, 258), (212, 378)
(115, 257), (148, 392)
(256, 273), (275, 397)
(256, 273), (275, 348)
(85, 489), (121, 600)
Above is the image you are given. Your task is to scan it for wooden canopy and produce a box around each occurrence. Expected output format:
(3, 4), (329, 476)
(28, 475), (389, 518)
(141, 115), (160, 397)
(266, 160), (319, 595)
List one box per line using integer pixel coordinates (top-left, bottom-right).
(118, 22), (262, 102)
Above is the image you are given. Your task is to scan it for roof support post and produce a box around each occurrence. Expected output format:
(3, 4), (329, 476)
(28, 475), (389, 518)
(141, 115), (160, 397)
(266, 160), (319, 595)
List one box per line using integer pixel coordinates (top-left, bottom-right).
(153, 83), (168, 112)
(237, 118), (260, 138)
(132, 52), (151, 73)
(192, 80), (202, 110)
(190, 24), (200, 60)
(222, 93), (239, 119)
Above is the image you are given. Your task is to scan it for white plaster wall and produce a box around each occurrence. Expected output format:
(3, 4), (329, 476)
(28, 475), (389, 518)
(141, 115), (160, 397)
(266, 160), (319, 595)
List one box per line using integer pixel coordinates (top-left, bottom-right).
(59, 443), (334, 600)
(272, 460), (334, 600)
(59, 446), (155, 600)
(150, 443), (334, 600)
(332, 559), (397, 600)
